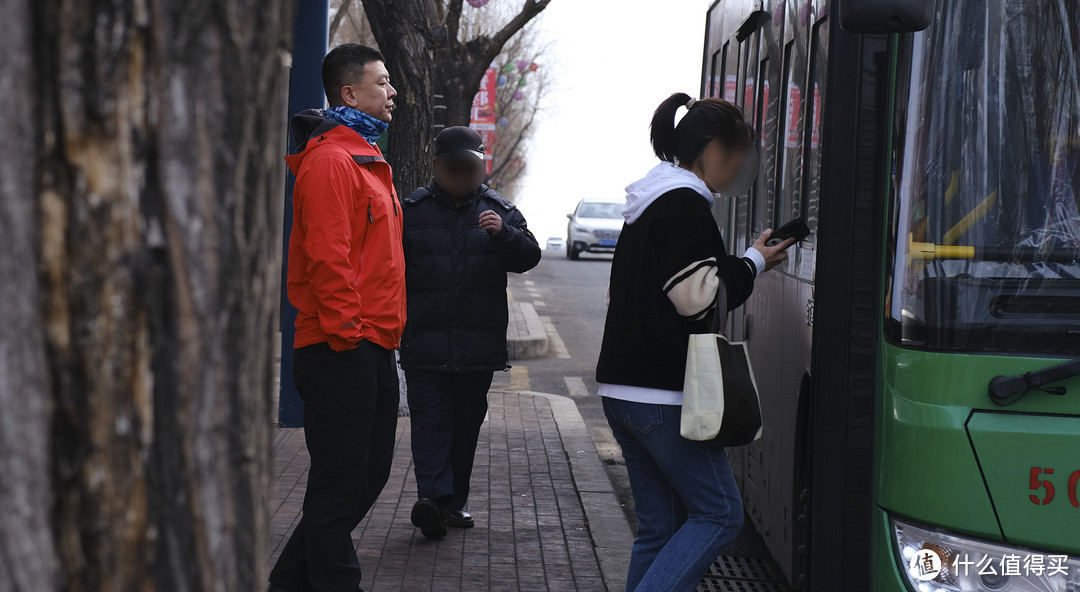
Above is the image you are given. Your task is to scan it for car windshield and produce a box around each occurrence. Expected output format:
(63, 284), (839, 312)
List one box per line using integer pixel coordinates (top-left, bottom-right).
(888, 0), (1080, 353)
(577, 202), (623, 219)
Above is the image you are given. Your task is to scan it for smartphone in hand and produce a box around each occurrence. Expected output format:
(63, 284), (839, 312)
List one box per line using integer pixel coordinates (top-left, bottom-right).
(766, 218), (811, 248)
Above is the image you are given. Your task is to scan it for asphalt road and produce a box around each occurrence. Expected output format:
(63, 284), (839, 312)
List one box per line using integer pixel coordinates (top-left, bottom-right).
(495, 248), (779, 565)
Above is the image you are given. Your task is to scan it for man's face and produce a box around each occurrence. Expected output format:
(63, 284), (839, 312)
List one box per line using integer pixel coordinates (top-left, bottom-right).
(341, 60), (397, 122)
(433, 156), (485, 199)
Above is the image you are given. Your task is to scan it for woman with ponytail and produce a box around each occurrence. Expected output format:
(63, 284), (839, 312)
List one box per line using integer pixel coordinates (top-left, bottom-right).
(595, 93), (793, 591)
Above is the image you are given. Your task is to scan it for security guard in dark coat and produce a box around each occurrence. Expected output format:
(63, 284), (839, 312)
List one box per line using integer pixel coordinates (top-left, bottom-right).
(401, 126), (542, 539)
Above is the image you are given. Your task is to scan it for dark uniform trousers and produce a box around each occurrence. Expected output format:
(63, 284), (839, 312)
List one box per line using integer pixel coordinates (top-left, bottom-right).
(270, 341), (399, 592)
(405, 370), (494, 511)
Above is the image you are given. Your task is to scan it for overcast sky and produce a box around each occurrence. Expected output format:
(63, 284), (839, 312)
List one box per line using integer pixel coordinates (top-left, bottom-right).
(514, 0), (711, 243)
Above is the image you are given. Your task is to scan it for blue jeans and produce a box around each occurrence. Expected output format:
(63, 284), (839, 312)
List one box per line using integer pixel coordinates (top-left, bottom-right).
(603, 396), (744, 592)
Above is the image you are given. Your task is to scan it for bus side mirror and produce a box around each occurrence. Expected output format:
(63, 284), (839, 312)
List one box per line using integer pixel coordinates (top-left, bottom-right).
(567, 213), (574, 219)
(840, 0), (933, 33)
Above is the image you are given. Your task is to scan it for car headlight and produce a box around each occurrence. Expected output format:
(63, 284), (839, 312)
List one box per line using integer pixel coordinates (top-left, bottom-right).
(892, 517), (1080, 592)
(572, 223), (591, 234)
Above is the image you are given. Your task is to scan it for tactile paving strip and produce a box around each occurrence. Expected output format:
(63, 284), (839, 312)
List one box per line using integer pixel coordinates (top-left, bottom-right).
(697, 555), (791, 592)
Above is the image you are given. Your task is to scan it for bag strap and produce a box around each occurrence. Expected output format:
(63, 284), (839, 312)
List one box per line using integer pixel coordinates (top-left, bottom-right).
(708, 270), (729, 335)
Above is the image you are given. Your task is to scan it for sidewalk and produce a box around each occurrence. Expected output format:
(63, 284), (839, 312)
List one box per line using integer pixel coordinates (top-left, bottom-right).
(507, 301), (548, 360)
(268, 390), (633, 591)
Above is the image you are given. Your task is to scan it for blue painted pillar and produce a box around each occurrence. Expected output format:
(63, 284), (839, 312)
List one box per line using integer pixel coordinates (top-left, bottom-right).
(279, 0), (329, 427)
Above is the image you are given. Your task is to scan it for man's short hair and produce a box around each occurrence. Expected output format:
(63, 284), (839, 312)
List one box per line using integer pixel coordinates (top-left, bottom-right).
(322, 44), (385, 106)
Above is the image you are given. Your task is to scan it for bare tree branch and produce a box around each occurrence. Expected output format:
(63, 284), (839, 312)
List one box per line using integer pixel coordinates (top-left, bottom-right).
(491, 0), (551, 50)
(347, 8), (368, 43)
(488, 120), (531, 181)
(330, 1), (352, 41)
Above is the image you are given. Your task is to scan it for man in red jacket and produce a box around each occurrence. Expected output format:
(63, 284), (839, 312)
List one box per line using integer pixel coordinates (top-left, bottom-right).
(269, 44), (404, 592)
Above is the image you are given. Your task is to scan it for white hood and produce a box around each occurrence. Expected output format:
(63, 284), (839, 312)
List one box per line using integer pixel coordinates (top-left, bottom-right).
(621, 162), (714, 224)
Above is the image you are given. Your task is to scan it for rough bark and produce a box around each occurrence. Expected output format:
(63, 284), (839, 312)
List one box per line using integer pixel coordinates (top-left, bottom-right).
(0, 0), (58, 588)
(0, 1), (295, 590)
(360, 0), (551, 196)
(362, 0), (439, 198)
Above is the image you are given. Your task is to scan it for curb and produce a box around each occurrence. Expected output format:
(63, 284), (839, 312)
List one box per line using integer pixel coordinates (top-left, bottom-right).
(507, 302), (549, 360)
(504, 390), (634, 592)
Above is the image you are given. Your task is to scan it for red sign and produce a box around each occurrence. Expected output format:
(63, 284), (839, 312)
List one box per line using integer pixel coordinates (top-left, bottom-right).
(744, 78), (755, 115)
(724, 75), (737, 103)
(470, 67), (498, 174)
(810, 83), (822, 149)
(760, 80), (770, 147)
(784, 82), (802, 149)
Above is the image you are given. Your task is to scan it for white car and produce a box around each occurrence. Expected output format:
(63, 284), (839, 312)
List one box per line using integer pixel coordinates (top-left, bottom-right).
(546, 237), (566, 250)
(566, 198), (625, 260)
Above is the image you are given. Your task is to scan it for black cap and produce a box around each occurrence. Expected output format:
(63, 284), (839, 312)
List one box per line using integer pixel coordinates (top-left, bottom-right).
(434, 126), (485, 161)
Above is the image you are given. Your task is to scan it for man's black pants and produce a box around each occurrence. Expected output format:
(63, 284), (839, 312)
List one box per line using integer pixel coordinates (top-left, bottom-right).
(405, 370), (493, 511)
(270, 341), (399, 592)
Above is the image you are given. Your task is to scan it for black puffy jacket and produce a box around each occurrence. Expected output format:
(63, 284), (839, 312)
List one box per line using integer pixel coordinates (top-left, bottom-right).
(400, 182), (542, 372)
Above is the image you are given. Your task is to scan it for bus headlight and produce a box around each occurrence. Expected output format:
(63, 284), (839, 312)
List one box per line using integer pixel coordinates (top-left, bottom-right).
(892, 517), (1080, 592)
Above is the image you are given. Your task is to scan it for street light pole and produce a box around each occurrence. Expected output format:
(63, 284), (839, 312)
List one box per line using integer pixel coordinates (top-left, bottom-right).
(279, 0), (329, 427)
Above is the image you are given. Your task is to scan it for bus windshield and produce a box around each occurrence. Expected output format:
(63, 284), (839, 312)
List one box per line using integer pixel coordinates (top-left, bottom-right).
(889, 0), (1080, 354)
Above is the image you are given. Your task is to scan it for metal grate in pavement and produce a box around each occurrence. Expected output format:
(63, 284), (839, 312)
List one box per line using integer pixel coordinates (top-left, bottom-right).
(698, 581), (790, 592)
(697, 555), (791, 592)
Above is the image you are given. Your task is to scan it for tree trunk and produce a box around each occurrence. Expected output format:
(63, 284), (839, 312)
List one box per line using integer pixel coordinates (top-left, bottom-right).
(437, 48), (491, 128)
(0, 1), (295, 590)
(362, 0), (438, 197)
(361, 0), (550, 198)
(0, 0), (57, 588)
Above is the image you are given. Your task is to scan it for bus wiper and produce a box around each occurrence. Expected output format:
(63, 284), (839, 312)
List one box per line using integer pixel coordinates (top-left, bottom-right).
(989, 358), (1079, 406)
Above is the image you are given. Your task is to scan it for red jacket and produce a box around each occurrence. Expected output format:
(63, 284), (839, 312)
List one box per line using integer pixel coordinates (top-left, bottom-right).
(285, 111), (406, 351)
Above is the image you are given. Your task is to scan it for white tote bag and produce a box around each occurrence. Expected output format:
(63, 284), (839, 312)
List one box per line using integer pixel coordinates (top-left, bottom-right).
(680, 280), (764, 444)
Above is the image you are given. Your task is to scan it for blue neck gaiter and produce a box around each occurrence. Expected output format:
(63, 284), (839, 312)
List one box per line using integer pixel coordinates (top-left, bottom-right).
(325, 105), (390, 145)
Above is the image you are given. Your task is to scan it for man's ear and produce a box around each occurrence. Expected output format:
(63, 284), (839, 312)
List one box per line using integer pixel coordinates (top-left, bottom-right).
(339, 85), (357, 108)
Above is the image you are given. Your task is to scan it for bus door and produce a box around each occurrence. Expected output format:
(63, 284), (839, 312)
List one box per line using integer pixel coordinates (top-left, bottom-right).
(736, 0), (784, 553)
(712, 25), (756, 494)
(728, 27), (760, 345)
(712, 38), (740, 297)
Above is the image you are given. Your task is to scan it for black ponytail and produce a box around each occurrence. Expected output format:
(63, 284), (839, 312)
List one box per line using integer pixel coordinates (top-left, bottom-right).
(650, 93), (753, 165)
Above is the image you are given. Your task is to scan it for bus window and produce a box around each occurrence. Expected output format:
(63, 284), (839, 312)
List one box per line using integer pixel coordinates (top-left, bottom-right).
(737, 36), (757, 110)
(795, 17), (829, 281)
(736, 33), (761, 247)
(752, 56), (774, 240)
(710, 45), (725, 98)
(777, 40), (806, 272)
(888, 0), (1080, 354)
(723, 40), (739, 103)
(721, 37), (752, 250)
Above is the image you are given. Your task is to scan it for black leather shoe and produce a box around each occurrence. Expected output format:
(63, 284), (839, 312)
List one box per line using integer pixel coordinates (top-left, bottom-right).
(411, 498), (447, 539)
(443, 507), (475, 529)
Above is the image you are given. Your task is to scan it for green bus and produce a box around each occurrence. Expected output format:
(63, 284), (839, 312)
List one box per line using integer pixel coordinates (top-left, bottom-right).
(701, 0), (1080, 590)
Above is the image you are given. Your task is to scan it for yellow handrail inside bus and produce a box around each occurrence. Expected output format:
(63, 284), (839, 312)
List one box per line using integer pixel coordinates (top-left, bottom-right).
(944, 170), (960, 206)
(943, 189), (999, 245)
(908, 234), (976, 261)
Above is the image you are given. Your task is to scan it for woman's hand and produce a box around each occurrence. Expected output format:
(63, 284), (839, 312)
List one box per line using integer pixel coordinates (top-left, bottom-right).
(752, 229), (796, 272)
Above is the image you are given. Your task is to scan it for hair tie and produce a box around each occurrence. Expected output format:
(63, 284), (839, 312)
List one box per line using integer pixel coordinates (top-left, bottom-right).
(686, 97), (697, 110)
